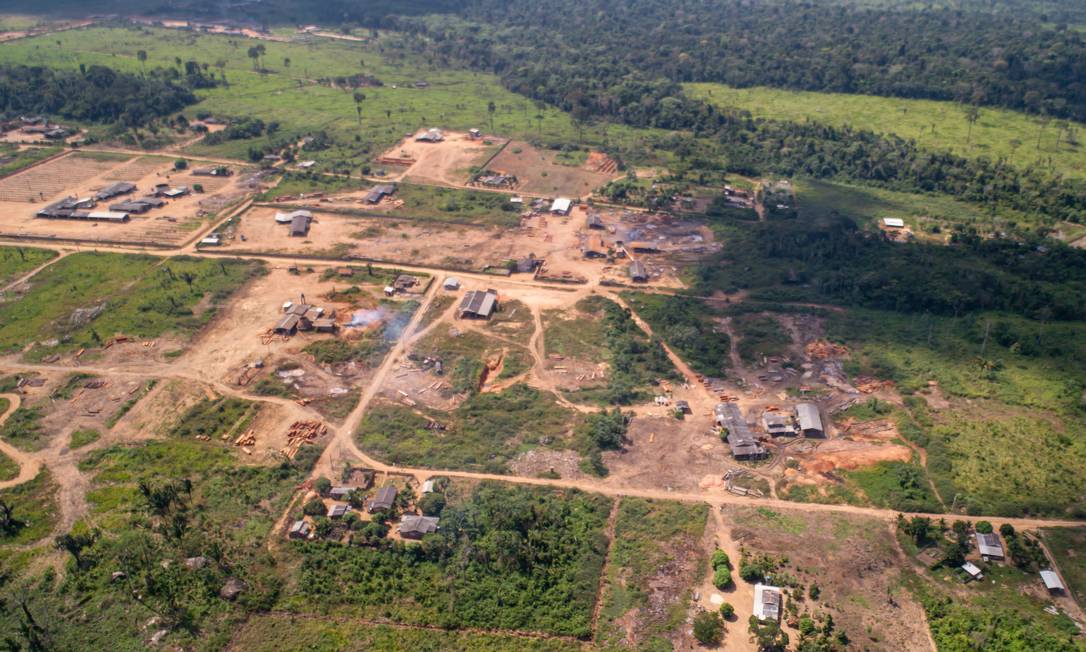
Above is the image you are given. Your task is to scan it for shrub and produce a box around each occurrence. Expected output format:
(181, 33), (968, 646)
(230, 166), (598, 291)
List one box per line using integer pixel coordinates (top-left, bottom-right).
(720, 602), (735, 619)
(174, 158), (188, 170)
(713, 566), (732, 589)
(314, 477), (332, 496)
(418, 492), (446, 517)
(693, 610), (724, 645)
(975, 520), (993, 534)
(302, 497), (326, 516)
(1000, 523), (1016, 538)
(711, 549), (730, 570)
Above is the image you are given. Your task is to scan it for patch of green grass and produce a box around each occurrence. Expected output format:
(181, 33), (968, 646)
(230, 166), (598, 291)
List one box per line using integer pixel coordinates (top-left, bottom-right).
(258, 172), (365, 200)
(355, 384), (577, 473)
(170, 397), (257, 441)
(0, 146), (61, 179)
(229, 617), (583, 652)
(795, 177), (1031, 236)
(687, 83), (1086, 180)
(0, 252), (263, 359)
(69, 428), (100, 449)
(732, 312), (793, 363)
(750, 507), (807, 535)
(596, 498), (708, 649)
(1041, 527), (1086, 604)
(392, 183), (522, 227)
(0, 245), (56, 286)
(844, 461), (940, 513)
(0, 405), (46, 451)
(0, 470), (58, 547)
(417, 294), (455, 330)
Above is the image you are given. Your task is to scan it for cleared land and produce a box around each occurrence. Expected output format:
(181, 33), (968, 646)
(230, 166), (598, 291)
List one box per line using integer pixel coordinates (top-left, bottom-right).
(0, 245), (55, 286)
(687, 83), (1086, 179)
(488, 141), (621, 196)
(0, 252), (263, 360)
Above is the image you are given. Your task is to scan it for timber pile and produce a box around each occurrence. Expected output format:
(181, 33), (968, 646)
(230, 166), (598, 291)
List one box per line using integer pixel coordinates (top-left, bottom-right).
(233, 428), (256, 447)
(805, 340), (848, 360)
(281, 420), (327, 459)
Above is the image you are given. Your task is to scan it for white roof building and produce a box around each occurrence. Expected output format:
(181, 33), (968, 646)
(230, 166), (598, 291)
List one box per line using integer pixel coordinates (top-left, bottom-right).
(1040, 570), (1066, 592)
(976, 532), (1005, 560)
(883, 217), (905, 228)
(962, 561), (983, 580)
(550, 197), (573, 215)
(200, 234), (221, 246)
(753, 584), (782, 621)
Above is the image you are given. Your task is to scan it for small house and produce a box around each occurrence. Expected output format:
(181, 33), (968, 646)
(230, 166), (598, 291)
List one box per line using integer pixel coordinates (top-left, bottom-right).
(274, 314), (301, 335)
(393, 274), (419, 292)
(583, 234), (608, 258)
(367, 485), (397, 513)
(675, 400), (691, 414)
(199, 233), (222, 246)
(961, 561), (984, 581)
(976, 532), (1005, 561)
(296, 160), (317, 169)
(365, 184), (396, 204)
(399, 515), (440, 539)
(443, 277), (461, 291)
(628, 260), (648, 282)
(421, 480), (435, 494)
(290, 213), (311, 237)
(795, 403), (824, 437)
(468, 128), (482, 139)
(162, 186), (189, 199)
(763, 411), (797, 437)
(586, 213), (604, 229)
(327, 504), (351, 519)
(513, 254), (541, 274)
(329, 486), (353, 500)
(415, 128), (444, 143)
(458, 289), (499, 320)
(1040, 570), (1066, 594)
(313, 318), (337, 333)
(753, 584), (782, 621)
(288, 520), (310, 539)
(550, 197), (573, 216)
(883, 217), (905, 228)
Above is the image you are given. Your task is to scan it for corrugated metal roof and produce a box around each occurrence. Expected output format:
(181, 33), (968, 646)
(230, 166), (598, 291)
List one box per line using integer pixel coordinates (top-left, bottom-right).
(1040, 570), (1065, 590)
(796, 403), (823, 432)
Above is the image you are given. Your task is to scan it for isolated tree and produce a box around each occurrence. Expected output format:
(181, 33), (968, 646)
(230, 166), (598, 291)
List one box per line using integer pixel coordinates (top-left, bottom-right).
(964, 105), (980, 145)
(54, 530), (100, 570)
(137, 49), (147, 75)
(693, 610), (724, 645)
(283, 56), (291, 69)
(487, 100), (496, 131)
(247, 46), (260, 70)
(0, 498), (22, 535)
(352, 91), (366, 126)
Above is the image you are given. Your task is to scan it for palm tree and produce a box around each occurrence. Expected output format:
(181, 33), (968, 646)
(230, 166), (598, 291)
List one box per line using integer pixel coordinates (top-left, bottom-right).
(964, 105), (980, 145)
(137, 50), (147, 76)
(487, 100), (496, 131)
(353, 91), (366, 126)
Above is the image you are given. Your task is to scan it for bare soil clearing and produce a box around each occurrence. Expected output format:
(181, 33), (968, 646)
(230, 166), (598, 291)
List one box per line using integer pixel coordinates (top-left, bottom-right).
(488, 141), (620, 196)
(377, 131), (505, 187)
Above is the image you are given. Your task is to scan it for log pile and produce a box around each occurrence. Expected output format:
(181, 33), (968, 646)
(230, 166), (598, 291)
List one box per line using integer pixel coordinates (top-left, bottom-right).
(281, 420), (327, 459)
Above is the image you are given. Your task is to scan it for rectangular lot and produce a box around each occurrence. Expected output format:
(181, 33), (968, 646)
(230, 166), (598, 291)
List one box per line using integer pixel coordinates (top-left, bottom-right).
(0, 151), (250, 245)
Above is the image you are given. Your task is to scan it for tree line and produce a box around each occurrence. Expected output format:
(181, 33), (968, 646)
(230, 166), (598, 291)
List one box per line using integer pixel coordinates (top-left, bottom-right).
(0, 63), (206, 128)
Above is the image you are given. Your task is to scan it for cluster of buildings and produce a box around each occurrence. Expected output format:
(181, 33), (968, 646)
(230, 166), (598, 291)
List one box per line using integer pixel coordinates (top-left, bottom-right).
(716, 402), (826, 460)
(274, 294), (336, 335)
(959, 531), (1067, 595)
(289, 481), (442, 542)
(37, 181), (188, 222)
(7, 116), (70, 140)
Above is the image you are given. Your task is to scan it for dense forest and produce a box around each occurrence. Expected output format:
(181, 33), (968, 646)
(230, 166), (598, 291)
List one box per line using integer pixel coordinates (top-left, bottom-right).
(403, 0), (1086, 122)
(0, 64), (203, 127)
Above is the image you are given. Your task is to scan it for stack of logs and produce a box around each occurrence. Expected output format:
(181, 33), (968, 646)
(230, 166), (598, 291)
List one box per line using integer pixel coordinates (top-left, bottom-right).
(233, 428), (256, 455)
(281, 420), (326, 459)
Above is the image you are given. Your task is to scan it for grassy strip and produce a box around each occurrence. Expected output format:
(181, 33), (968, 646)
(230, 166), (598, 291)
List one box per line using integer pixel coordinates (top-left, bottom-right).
(687, 83), (1086, 180)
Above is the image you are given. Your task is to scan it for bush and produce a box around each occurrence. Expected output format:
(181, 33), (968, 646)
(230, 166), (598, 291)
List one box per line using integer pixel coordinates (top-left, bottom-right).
(720, 602), (735, 619)
(302, 497), (326, 516)
(693, 610), (724, 645)
(1000, 523), (1016, 538)
(173, 158), (188, 170)
(713, 566), (732, 589)
(711, 549), (730, 570)
(314, 477), (332, 496)
(418, 492), (446, 517)
(975, 520), (993, 534)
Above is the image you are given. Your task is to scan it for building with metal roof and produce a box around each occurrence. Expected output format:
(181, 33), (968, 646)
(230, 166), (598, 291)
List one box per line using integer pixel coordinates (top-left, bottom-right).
(795, 403), (824, 437)
(763, 411), (797, 437)
(586, 212), (604, 229)
(753, 584), (782, 621)
(976, 532), (1005, 560)
(715, 403), (767, 459)
(290, 213), (311, 237)
(95, 181), (136, 201)
(367, 485), (398, 512)
(1040, 570), (1065, 593)
(883, 217), (905, 228)
(628, 260), (648, 282)
(458, 289), (499, 320)
(961, 561), (983, 580)
(288, 520), (310, 539)
(550, 197), (573, 215)
(366, 184), (396, 204)
(399, 515), (440, 539)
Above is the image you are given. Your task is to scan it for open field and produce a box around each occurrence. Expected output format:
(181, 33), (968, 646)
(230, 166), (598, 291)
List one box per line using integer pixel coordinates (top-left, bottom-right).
(0, 252), (263, 360)
(228, 618), (583, 652)
(1041, 527), (1086, 604)
(0, 151), (253, 245)
(0, 25), (665, 169)
(488, 141), (620, 196)
(595, 498), (709, 650)
(0, 245), (55, 286)
(378, 130), (505, 186)
(687, 83), (1086, 180)
(0, 144), (61, 178)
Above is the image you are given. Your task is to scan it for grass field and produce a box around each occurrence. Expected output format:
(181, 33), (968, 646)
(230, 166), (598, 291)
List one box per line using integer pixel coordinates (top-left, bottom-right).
(0, 26), (663, 169)
(0, 252), (262, 359)
(228, 617), (582, 652)
(795, 178), (1034, 235)
(1041, 527), (1086, 604)
(596, 498), (708, 650)
(355, 384), (578, 473)
(0, 145), (62, 179)
(0, 245), (56, 286)
(687, 83), (1086, 179)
